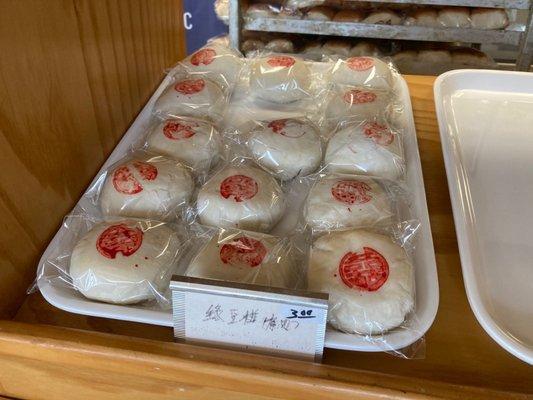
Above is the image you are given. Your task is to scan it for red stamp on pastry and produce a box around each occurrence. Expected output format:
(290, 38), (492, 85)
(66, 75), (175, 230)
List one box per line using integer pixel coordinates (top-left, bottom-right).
(163, 120), (197, 140)
(331, 180), (372, 205)
(347, 57), (374, 71)
(267, 119), (305, 138)
(112, 161), (157, 194)
(96, 224), (143, 259)
(220, 236), (267, 267)
(191, 48), (216, 66)
(343, 89), (377, 105)
(220, 174), (258, 202)
(267, 56), (295, 68)
(363, 122), (393, 145)
(338, 247), (389, 291)
(174, 79), (205, 95)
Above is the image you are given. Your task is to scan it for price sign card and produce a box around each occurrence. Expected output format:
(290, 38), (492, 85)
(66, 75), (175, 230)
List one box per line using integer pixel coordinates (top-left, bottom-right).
(170, 276), (329, 361)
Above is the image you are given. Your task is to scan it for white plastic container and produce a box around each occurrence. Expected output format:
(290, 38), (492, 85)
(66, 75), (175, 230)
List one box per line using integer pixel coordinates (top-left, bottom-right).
(435, 70), (533, 365)
(38, 64), (439, 352)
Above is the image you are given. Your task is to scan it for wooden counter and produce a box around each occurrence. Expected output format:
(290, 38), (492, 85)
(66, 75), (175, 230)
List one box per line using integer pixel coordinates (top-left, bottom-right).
(1, 76), (531, 400)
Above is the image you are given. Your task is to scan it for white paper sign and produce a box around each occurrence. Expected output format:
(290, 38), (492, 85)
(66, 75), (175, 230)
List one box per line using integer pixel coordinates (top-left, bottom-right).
(170, 276), (328, 361)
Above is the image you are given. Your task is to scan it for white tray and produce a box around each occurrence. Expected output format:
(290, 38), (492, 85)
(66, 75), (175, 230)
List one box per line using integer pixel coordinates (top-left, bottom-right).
(435, 70), (533, 365)
(38, 67), (439, 352)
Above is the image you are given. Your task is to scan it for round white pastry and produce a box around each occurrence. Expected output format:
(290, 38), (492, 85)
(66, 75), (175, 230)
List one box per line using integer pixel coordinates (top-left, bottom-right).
(471, 8), (508, 30)
(404, 9), (439, 27)
(363, 10), (402, 25)
(325, 121), (404, 180)
(349, 42), (380, 57)
(250, 55), (310, 103)
(245, 3), (275, 18)
(306, 6), (335, 20)
(153, 76), (225, 121)
(146, 117), (222, 173)
(181, 43), (244, 87)
(197, 165), (286, 232)
(248, 118), (322, 181)
(186, 229), (295, 288)
(70, 220), (181, 304)
(331, 57), (392, 90)
(264, 39), (295, 54)
(325, 86), (391, 127)
(322, 39), (351, 58)
(305, 176), (392, 231)
(333, 9), (365, 22)
(438, 7), (471, 28)
(100, 156), (194, 219)
(308, 229), (414, 335)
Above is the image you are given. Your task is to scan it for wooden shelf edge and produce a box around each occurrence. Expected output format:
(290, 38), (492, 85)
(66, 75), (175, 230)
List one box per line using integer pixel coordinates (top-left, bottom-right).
(0, 321), (528, 400)
(244, 18), (523, 45)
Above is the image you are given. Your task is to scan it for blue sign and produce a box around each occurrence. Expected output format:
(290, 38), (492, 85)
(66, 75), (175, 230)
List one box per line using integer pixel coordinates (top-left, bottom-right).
(183, 0), (228, 55)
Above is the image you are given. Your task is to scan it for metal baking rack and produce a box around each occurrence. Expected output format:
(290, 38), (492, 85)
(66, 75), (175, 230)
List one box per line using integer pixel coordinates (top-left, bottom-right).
(229, 0), (533, 70)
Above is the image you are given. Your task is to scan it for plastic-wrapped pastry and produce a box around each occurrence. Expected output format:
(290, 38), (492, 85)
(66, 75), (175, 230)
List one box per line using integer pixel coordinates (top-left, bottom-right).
(308, 229), (414, 335)
(418, 49), (452, 64)
(265, 38), (295, 53)
(404, 9), (439, 27)
(246, 3), (276, 18)
(471, 8), (508, 30)
(451, 48), (495, 67)
(322, 39), (352, 58)
(330, 57), (393, 90)
(438, 7), (471, 28)
(250, 55), (310, 103)
(349, 42), (380, 57)
(242, 39), (265, 56)
(306, 6), (335, 21)
(333, 9), (366, 22)
(324, 121), (404, 180)
(363, 9), (402, 25)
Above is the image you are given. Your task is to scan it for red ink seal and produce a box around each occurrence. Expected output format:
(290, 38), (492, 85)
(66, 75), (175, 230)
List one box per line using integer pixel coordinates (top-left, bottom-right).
(343, 89), (377, 105)
(347, 57), (374, 71)
(112, 161), (158, 194)
(220, 236), (267, 267)
(339, 247), (389, 291)
(96, 224), (143, 259)
(220, 175), (258, 202)
(363, 122), (394, 146)
(267, 56), (295, 68)
(163, 120), (197, 140)
(267, 119), (306, 138)
(174, 79), (205, 95)
(190, 48), (216, 66)
(331, 180), (372, 205)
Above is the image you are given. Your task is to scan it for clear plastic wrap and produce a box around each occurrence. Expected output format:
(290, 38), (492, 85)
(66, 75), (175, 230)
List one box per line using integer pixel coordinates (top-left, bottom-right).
(437, 7), (471, 28)
(307, 228), (419, 343)
(182, 224), (308, 290)
(301, 173), (411, 232)
(322, 85), (394, 130)
(179, 42), (245, 88)
(240, 117), (323, 181)
(324, 119), (405, 181)
(471, 8), (509, 30)
(143, 116), (223, 175)
(152, 71), (230, 122)
(86, 151), (194, 221)
(38, 215), (187, 306)
(249, 54), (313, 104)
(283, 0), (325, 9)
(362, 9), (402, 25)
(329, 56), (394, 90)
(403, 8), (440, 28)
(195, 161), (286, 233)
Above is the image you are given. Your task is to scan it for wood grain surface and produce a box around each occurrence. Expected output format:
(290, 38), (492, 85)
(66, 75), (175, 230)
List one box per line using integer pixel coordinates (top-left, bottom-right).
(11, 76), (533, 398)
(0, 0), (184, 319)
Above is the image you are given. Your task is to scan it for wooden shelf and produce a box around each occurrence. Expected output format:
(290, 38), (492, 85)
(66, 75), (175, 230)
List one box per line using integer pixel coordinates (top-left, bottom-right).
(244, 18), (524, 45)
(341, 0), (531, 9)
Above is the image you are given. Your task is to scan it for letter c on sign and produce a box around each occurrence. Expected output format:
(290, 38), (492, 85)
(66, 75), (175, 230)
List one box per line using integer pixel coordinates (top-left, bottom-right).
(183, 12), (192, 30)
